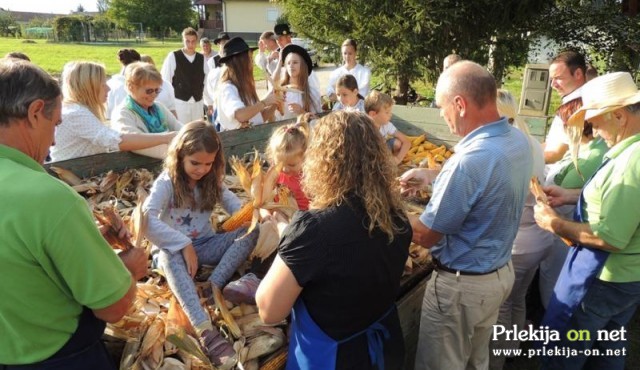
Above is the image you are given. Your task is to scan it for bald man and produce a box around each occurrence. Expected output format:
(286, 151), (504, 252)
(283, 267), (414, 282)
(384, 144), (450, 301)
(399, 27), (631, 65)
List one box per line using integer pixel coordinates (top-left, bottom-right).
(400, 61), (533, 370)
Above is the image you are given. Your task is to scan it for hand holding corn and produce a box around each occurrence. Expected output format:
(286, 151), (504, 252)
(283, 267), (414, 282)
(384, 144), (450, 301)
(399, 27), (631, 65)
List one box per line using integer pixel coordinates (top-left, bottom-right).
(399, 168), (440, 195)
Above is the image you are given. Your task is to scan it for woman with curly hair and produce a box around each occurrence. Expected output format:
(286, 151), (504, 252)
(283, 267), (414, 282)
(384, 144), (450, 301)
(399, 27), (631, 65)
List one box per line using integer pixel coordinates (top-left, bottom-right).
(256, 111), (411, 370)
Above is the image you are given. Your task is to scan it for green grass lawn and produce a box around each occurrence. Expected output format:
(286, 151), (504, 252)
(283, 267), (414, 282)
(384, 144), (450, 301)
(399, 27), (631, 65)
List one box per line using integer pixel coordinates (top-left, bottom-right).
(0, 37), (265, 80)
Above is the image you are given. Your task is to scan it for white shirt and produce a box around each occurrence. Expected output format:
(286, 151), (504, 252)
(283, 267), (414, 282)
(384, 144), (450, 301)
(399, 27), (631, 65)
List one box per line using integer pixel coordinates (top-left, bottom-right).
(106, 74), (126, 120)
(160, 50), (209, 103)
(512, 136), (556, 254)
(111, 101), (182, 159)
(326, 63), (371, 96)
(276, 84), (322, 121)
(51, 103), (122, 162)
(254, 51), (279, 76)
(204, 66), (223, 107)
(379, 121), (398, 139)
(216, 81), (264, 131)
(545, 86), (583, 148)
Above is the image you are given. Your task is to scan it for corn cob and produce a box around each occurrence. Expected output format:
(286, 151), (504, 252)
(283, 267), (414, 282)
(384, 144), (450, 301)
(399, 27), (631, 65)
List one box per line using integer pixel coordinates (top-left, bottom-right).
(259, 348), (288, 370)
(221, 202), (254, 232)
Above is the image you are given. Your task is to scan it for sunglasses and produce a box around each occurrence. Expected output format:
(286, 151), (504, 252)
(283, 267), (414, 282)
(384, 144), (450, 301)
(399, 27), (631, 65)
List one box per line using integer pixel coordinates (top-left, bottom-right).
(144, 88), (162, 95)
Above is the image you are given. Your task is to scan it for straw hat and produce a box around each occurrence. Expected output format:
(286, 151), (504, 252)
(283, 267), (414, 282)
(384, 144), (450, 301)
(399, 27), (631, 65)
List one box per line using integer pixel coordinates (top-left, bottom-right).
(567, 72), (640, 127)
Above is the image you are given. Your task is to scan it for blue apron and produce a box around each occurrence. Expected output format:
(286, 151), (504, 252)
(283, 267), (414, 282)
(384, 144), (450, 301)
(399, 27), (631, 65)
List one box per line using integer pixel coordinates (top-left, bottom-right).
(542, 159), (610, 333)
(286, 298), (393, 370)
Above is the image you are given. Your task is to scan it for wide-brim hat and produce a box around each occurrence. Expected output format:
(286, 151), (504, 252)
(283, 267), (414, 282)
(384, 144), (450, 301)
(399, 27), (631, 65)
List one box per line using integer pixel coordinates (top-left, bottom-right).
(274, 23), (291, 37)
(218, 37), (258, 64)
(567, 72), (640, 127)
(281, 44), (313, 75)
(214, 32), (230, 45)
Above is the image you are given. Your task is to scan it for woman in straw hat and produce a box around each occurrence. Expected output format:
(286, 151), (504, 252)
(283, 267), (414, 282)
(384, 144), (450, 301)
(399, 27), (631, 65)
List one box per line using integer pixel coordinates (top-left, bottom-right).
(214, 37), (282, 131)
(534, 72), (640, 370)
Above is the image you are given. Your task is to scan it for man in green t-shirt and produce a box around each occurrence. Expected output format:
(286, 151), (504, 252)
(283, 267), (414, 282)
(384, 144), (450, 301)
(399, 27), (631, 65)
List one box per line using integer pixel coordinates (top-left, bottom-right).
(0, 59), (147, 368)
(534, 72), (640, 370)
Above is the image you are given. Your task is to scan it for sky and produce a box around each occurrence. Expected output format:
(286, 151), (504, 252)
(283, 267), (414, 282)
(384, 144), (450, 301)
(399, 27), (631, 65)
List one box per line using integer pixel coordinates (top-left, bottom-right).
(0, 0), (98, 14)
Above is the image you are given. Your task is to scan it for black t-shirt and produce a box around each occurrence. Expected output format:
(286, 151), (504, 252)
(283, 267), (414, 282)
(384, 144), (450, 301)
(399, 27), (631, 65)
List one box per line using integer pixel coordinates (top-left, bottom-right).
(279, 198), (411, 369)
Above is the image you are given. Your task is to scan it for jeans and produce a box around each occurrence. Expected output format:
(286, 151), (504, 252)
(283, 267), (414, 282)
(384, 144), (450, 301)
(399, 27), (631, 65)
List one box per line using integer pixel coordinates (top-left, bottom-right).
(541, 278), (640, 370)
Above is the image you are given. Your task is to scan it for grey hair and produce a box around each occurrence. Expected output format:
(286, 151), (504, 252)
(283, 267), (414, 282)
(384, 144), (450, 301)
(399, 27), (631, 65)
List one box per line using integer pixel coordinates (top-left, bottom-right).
(625, 102), (640, 115)
(0, 59), (60, 126)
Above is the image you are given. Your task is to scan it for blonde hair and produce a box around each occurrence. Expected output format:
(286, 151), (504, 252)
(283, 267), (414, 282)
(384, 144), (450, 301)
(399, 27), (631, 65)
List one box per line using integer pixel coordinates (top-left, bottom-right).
(221, 52), (258, 107)
(496, 89), (530, 136)
(140, 54), (155, 65)
(164, 120), (225, 212)
(182, 27), (198, 39)
(364, 90), (394, 113)
(266, 122), (309, 165)
(125, 62), (163, 94)
(61, 61), (107, 121)
(303, 111), (406, 242)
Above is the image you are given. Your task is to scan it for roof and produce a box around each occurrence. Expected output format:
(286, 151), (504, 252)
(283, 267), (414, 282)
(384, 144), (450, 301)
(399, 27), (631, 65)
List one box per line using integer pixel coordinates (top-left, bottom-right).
(1, 10), (64, 22)
(194, 0), (221, 5)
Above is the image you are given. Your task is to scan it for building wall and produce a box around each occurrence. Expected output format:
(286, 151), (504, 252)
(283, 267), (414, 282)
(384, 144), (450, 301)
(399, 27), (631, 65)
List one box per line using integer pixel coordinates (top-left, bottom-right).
(223, 0), (281, 34)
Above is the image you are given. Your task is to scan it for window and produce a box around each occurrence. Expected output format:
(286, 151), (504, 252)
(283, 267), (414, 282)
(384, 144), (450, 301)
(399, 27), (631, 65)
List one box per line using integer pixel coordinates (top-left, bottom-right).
(267, 8), (279, 22)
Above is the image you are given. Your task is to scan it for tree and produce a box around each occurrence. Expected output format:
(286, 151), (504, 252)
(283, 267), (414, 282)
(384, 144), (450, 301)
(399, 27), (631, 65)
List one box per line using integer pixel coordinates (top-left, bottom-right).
(76, 4), (85, 13)
(276, 0), (552, 102)
(535, 0), (640, 77)
(0, 12), (18, 37)
(97, 0), (109, 13)
(107, 0), (196, 38)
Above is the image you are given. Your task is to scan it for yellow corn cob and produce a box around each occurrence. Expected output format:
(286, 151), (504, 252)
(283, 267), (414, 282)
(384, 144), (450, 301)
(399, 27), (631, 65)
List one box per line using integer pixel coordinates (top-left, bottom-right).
(221, 202), (253, 232)
(444, 151), (453, 159)
(431, 145), (446, 156)
(423, 141), (437, 150)
(411, 134), (426, 146)
(259, 348), (288, 370)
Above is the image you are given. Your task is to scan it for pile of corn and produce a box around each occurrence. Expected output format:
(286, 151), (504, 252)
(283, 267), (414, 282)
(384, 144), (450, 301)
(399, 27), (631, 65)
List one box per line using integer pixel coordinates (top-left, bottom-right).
(107, 276), (287, 370)
(49, 166), (289, 370)
(401, 134), (453, 169)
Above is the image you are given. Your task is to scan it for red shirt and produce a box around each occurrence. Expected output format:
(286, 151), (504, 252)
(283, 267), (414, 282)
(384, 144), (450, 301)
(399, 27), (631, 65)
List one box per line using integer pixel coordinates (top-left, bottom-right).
(277, 171), (309, 211)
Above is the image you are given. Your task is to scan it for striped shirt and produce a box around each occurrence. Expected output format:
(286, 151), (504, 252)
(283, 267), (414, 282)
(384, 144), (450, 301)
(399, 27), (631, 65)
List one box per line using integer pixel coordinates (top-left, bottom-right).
(420, 118), (532, 273)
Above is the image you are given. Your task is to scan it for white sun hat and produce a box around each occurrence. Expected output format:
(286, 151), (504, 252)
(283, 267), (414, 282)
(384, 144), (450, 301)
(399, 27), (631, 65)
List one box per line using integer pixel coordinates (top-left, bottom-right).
(567, 72), (640, 127)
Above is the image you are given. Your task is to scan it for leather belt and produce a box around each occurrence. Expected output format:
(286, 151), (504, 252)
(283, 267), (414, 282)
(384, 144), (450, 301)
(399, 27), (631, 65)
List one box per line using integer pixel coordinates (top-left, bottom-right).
(432, 257), (498, 276)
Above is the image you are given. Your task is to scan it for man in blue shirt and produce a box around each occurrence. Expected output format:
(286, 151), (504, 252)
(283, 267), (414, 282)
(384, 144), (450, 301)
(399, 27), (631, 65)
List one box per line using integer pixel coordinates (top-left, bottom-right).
(401, 61), (532, 370)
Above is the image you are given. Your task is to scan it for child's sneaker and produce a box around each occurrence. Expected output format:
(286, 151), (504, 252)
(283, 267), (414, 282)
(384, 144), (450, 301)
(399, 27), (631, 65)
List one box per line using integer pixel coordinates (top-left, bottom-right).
(199, 328), (236, 367)
(222, 273), (261, 305)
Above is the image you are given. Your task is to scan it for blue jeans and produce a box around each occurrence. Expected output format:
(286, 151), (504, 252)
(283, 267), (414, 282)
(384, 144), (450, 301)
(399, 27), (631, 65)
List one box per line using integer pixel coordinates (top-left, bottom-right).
(541, 278), (640, 370)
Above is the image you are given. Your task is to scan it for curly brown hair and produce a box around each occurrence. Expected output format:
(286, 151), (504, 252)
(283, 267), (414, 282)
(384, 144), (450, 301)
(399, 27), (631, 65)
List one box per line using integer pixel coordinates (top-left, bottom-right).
(164, 120), (225, 212)
(302, 111), (407, 242)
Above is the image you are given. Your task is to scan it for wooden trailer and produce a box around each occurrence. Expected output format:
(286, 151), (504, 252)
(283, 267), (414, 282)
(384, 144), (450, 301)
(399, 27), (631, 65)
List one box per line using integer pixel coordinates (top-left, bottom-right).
(44, 106), (549, 370)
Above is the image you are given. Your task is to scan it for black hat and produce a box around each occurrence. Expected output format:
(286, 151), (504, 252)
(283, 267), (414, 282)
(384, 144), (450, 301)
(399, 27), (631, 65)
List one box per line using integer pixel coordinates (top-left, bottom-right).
(274, 24), (291, 37)
(218, 37), (258, 64)
(281, 44), (313, 75)
(213, 32), (230, 45)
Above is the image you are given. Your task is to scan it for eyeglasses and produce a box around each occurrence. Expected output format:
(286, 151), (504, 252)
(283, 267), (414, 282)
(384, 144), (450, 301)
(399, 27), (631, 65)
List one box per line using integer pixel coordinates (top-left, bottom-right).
(144, 88), (162, 95)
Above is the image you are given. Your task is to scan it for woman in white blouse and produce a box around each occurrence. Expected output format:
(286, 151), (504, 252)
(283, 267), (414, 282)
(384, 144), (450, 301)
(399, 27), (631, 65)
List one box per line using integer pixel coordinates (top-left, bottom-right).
(275, 44), (322, 121)
(111, 62), (183, 159)
(326, 39), (371, 102)
(214, 37), (282, 131)
(50, 61), (175, 162)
